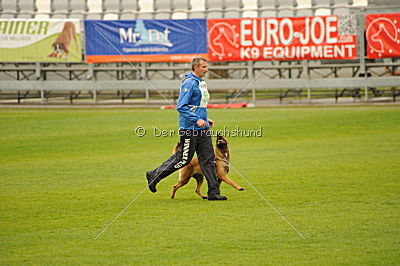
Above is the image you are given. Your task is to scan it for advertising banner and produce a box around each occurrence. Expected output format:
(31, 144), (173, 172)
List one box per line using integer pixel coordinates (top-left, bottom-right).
(0, 19), (81, 62)
(85, 19), (208, 63)
(366, 13), (400, 59)
(207, 16), (357, 62)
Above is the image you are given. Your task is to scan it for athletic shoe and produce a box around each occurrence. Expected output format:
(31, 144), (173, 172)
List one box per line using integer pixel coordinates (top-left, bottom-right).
(207, 194), (227, 201)
(146, 171), (157, 193)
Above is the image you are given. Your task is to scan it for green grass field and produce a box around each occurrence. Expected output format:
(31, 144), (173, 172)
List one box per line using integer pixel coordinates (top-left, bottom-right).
(1, 106), (399, 264)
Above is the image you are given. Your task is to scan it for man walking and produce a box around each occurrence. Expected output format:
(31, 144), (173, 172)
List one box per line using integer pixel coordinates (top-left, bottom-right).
(146, 57), (227, 201)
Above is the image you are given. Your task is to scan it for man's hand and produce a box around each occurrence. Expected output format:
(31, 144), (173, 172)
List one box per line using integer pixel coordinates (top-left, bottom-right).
(197, 119), (207, 128)
(208, 119), (215, 127)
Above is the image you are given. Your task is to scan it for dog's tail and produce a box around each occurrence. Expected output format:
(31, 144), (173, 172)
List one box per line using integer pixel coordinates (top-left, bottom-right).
(172, 142), (180, 154)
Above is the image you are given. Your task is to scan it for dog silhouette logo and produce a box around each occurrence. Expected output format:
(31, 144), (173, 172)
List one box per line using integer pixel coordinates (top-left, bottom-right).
(208, 22), (239, 60)
(366, 17), (400, 57)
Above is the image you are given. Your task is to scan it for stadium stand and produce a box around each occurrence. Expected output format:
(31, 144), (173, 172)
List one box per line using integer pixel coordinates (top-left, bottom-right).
(1, 0), (400, 104)
(0, 0), (397, 21)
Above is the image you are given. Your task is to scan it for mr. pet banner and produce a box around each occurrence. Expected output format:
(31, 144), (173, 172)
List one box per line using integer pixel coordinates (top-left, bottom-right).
(366, 13), (400, 59)
(85, 19), (208, 63)
(208, 16), (357, 62)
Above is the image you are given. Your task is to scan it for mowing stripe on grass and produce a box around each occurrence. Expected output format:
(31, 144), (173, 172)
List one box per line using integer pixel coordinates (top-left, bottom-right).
(229, 161), (306, 239)
(95, 160), (175, 239)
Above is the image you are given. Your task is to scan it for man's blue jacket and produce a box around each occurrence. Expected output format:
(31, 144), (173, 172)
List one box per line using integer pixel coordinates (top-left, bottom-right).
(176, 72), (209, 130)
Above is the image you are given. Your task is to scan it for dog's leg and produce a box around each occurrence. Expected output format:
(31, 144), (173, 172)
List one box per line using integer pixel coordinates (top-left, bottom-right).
(218, 173), (244, 191)
(63, 46), (70, 59)
(171, 169), (191, 199)
(192, 174), (206, 199)
(71, 23), (78, 54)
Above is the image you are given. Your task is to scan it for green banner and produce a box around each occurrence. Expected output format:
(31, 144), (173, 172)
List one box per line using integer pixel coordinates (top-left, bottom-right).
(0, 19), (81, 62)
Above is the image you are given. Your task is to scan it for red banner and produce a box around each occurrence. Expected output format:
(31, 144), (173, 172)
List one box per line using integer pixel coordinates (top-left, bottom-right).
(207, 16), (357, 62)
(366, 13), (400, 59)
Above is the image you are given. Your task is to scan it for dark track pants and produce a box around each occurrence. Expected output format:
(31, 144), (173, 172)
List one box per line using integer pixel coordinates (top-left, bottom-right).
(149, 129), (220, 196)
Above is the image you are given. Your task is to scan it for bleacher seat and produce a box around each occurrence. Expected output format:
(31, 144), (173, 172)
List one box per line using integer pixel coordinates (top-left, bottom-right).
(315, 8), (330, 16)
(154, 0), (171, 19)
(35, 0), (51, 18)
(51, 0), (69, 18)
(87, 0), (103, 19)
(352, 0), (367, 6)
(259, 0), (277, 17)
(189, 0), (206, 18)
(225, 0), (242, 18)
(206, 0), (224, 18)
(0, 0), (17, 18)
(138, 0), (154, 19)
(17, 0), (36, 18)
(333, 7), (349, 15)
(171, 0), (188, 19)
(120, 0), (139, 19)
(69, 0), (87, 19)
(242, 0), (258, 18)
(277, 0), (296, 17)
(312, 0), (331, 15)
(296, 0), (312, 17)
(103, 0), (121, 20)
(332, 0), (350, 15)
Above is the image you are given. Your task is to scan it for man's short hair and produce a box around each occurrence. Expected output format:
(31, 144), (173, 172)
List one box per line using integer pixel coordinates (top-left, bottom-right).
(191, 57), (208, 71)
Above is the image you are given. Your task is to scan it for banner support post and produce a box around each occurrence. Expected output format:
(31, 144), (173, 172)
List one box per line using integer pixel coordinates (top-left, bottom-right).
(87, 64), (97, 103)
(359, 9), (368, 101)
(93, 89), (97, 103)
(247, 61), (256, 103)
(40, 89), (45, 104)
(141, 62), (150, 103)
(35, 63), (45, 104)
(35, 62), (41, 80)
(88, 64), (94, 80)
(303, 60), (311, 103)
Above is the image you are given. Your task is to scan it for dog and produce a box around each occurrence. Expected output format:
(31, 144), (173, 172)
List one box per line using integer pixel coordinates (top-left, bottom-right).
(171, 134), (244, 199)
(48, 22), (78, 59)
